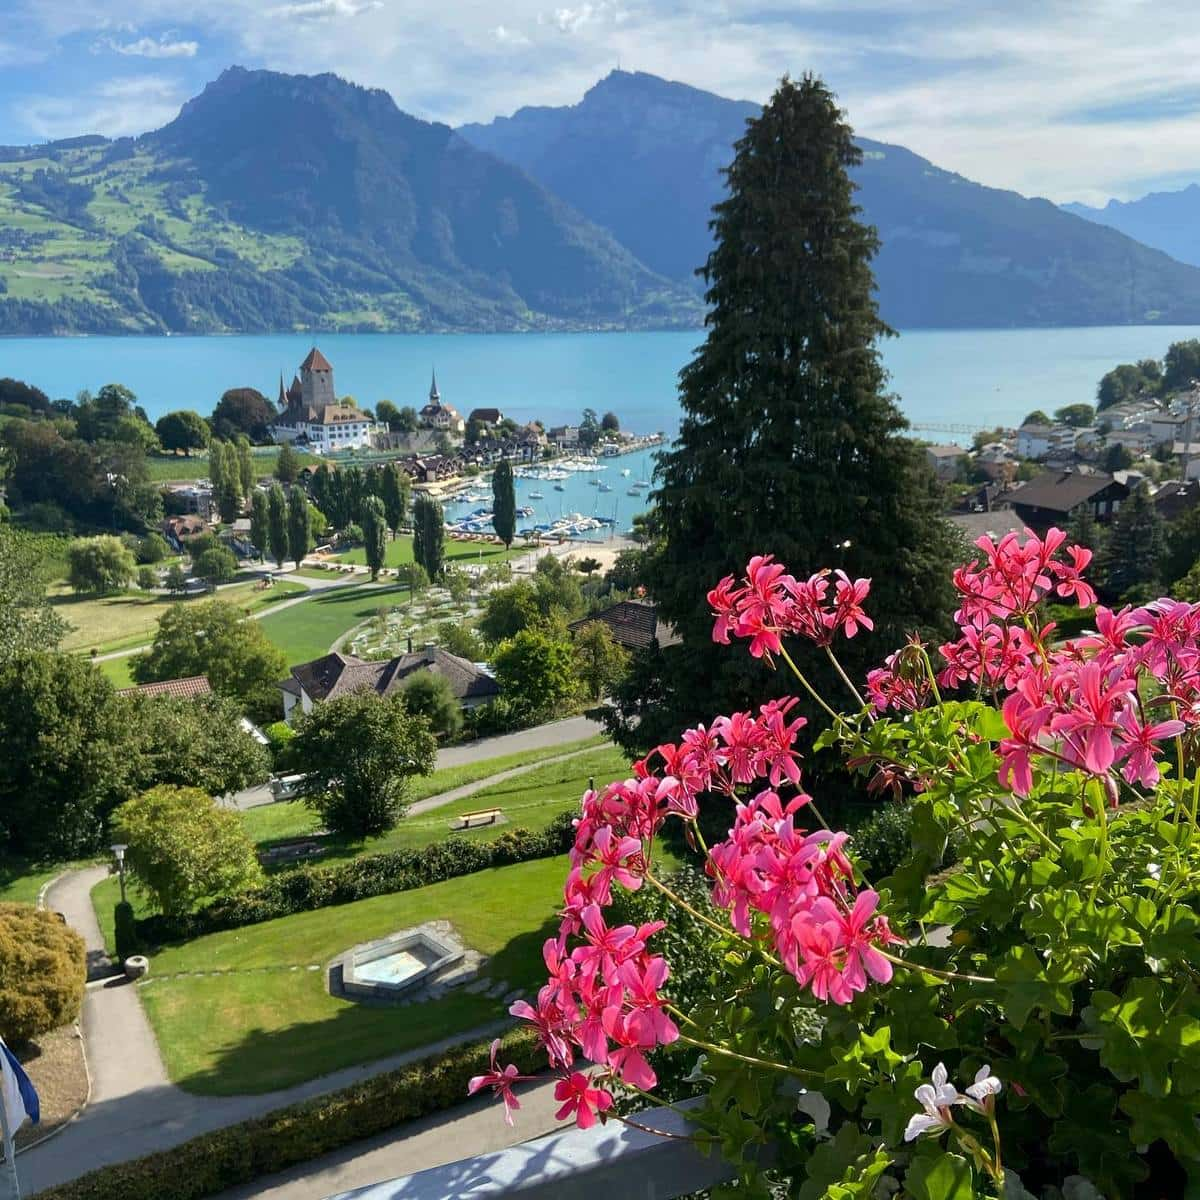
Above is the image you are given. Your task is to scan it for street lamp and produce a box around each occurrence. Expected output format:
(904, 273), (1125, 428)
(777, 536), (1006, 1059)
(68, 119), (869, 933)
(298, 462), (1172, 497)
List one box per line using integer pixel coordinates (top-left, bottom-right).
(111, 843), (128, 905)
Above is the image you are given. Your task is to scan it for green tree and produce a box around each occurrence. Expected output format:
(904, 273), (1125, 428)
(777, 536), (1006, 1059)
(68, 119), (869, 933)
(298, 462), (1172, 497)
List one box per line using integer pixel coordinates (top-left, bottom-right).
(67, 534), (136, 595)
(0, 654), (133, 856)
(376, 400), (401, 429)
(137, 532), (169, 564)
(578, 408), (601, 451)
(194, 545), (238, 590)
(1097, 361), (1161, 411)
(1163, 503), (1200, 586)
(614, 75), (958, 765)
(137, 565), (157, 590)
(396, 406), (420, 434)
(1067, 504), (1105, 566)
(493, 626), (580, 718)
(286, 486), (311, 569)
(573, 620), (630, 700)
(399, 560), (429, 604)
(235, 435), (256, 496)
(380, 462), (409, 535)
(121, 692), (271, 799)
(292, 691), (436, 837)
(400, 670), (464, 738)
(275, 440), (301, 484)
(250, 489), (269, 561)
(210, 387), (275, 442)
(155, 410), (210, 456)
(113, 786), (262, 917)
(133, 600), (287, 721)
(0, 526), (66, 662)
(75, 383), (155, 449)
(361, 494), (387, 581)
(267, 483), (288, 568)
(576, 556), (602, 576)
(211, 440), (242, 523)
(1163, 339), (1200, 393)
(1022, 410), (1051, 426)
(492, 459), (516, 549)
(601, 411), (620, 432)
(479, 580), (540, 643)
(413, 494), (445, 580)
(1098, 482), (1166, 598)
(533, 554), (584, 621)
(165, 563), (188, 594)
(1055, 403), (1095, 427)
(436, 620), (485, 661)
(1104, 442), (1136, 472)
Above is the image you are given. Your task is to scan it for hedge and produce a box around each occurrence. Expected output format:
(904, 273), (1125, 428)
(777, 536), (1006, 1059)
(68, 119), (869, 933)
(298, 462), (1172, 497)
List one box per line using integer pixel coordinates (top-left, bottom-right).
(114, 901), (139, 962)
(136, 811), (577, 944)
(36, 1028), (540, 1200)
(0, 903), (86, 1044)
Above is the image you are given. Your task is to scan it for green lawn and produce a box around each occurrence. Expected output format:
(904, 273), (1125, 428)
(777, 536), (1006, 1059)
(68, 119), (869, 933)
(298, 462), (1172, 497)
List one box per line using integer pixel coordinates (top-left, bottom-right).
(333, 535), (524, 571)
(143, 449), (317, 484)
(55, 579), (307, 656)
(0, 857), (87, 906)
(97, 656), (136, 688)
(257, 582), (409, 665)
(116, 855), (570, 1094)
(242, 740), (619, 863)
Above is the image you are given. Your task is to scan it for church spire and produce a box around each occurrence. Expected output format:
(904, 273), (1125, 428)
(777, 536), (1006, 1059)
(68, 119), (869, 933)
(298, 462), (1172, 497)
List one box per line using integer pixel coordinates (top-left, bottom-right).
(429, 367), (440, 403)
(278, 373), (287, 408)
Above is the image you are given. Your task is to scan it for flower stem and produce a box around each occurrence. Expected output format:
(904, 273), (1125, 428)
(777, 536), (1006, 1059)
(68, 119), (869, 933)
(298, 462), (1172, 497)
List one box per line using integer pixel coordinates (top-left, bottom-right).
(879, 949), (995, 985)
(674, 1032), (821, 1079)
(778, 645), (840, 722)
(823, 644), (869, 712)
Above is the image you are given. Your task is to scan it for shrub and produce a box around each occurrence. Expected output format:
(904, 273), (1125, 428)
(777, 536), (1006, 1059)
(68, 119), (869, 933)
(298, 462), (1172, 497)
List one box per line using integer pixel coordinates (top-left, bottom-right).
(136, 811), (576, 943)
(137, 566), (157, 590)
(262, 719), (297, 769)
(113, 900), (140, 962)
(36, 1029), (538, 1200)
(400, 670), (463, 738)
(0, 903), (86, 1043)
(848, 804), (916, 880)
(113, 786), (263, 917)
(137, 532), (170, 564)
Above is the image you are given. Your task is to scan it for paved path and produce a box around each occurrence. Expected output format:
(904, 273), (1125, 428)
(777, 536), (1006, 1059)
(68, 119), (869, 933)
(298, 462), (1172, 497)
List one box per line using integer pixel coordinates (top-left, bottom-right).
(212, 1082), (560, 1200)
(23, 869), (512, 1195)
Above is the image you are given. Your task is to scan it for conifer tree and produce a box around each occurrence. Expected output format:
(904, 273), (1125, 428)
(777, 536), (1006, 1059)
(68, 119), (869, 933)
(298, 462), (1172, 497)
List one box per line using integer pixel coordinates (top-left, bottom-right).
(609, 75), (958, 759)
(492, 460), (516, 549)
(1098, 482), (1165, 599)
(267, 483), (288, 568)
(361, 495), (387, 581)
(286, 486), (311, 570)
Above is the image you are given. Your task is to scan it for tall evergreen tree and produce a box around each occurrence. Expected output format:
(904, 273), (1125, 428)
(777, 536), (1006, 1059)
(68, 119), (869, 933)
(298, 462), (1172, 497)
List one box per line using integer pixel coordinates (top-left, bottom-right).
(250, 489), (269, 561)
(413, 494), (445, 580)
(212, 440), (242, 523)
(235, 435), (255, 497)
(267, 483), (288, 568)
(361, 495), (388, 581)
(1066, 504), (1105, 576)
(286, 486), (311, 570)
(380, 462), (408, 535)
(1098, 482), (1166, 598)
(608, 75), (958, 762)
(492, 460), (516, 548)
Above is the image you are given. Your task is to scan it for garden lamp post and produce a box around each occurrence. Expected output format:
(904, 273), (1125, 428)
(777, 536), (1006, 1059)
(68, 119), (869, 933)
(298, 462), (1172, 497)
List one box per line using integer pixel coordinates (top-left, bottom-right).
(111, 844), (128, 905)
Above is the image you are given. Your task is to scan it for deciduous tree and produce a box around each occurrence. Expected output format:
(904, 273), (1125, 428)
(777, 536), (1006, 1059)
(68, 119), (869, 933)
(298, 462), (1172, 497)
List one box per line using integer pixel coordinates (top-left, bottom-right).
(0, 526), (67, 661)
(250, 489), (269, 560)
(155, 410), (210, 456)
(67, 534), (136, 595)
(380, 462), (409, 535)
(235, 435), (256, 496)
(292, 691), (436, 837)
(275, 440), (301, 484)
(267, 483), (288, 568)
(493, 626), (580, 717)
(194, 545), (238, 589)
(573, 621), (629, 700)
(211, 387), (274, 442)
(286, 486), (311, 569)
(361, 494), (387, 580)
(413, 494), (444, 580)
(401, 669), (463, 738)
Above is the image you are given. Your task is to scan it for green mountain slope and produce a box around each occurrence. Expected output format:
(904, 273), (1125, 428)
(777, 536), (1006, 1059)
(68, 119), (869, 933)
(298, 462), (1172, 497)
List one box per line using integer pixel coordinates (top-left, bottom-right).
(0, 68), (698, 335)
(461, 70), (1200, 329)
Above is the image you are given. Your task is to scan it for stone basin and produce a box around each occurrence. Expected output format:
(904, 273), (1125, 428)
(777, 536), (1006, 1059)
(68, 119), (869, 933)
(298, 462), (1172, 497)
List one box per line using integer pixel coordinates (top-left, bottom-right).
(333, 924), (472, 1002)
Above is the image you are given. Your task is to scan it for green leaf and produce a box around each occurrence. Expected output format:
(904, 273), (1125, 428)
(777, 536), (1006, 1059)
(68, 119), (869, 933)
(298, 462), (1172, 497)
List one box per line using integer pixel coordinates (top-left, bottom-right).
(1121, 1089), (1200, 1160)
(1048, 1083), (1149, 1194)
(904, 1151), (976, 1200)
(863, 1060), (925, 1144)
(994, 944), (1078, 1029)
(797, 1124), (879, 1200)
(820, 1146), (892, 1199)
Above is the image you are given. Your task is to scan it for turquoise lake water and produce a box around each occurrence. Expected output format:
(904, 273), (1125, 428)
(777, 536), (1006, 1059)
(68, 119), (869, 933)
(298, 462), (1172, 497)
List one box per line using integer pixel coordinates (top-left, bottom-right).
(3, 326), (1199, 435)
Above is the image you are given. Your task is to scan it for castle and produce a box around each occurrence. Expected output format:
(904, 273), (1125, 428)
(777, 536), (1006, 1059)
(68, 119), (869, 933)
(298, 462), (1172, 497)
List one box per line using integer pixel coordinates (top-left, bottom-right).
(269, 347), (381, 452)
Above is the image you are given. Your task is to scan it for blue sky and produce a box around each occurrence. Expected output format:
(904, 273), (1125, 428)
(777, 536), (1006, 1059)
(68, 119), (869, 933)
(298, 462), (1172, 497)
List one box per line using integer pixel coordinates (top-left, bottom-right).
(1, 0), (1197, 205)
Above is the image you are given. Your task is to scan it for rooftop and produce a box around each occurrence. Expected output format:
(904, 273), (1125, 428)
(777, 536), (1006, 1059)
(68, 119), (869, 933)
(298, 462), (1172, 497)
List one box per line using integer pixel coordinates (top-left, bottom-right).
(569, 600), (681, 651)
(1010, 469), (1122, 513)
(117, 675), (213, 701)
(288, 648), (499, 705)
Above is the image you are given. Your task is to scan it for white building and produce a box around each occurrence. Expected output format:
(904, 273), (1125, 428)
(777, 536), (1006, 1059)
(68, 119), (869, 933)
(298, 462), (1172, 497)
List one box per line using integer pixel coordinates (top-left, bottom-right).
(269, 348), (382, 452)
(419, 370), (465, 434)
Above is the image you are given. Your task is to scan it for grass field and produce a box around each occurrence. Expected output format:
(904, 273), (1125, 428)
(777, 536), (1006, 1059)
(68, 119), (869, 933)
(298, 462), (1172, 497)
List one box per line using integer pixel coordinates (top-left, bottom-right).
(257, 581), (408, 665)
(333, 535), (525, 571)
(143, 448), (317, 484)
(0, 857), (87, 906)
(242, 741), (620, 863)
(54, 579), (309, 656)
(96, 656), (136, 688)
(110, 856), (568, 1093)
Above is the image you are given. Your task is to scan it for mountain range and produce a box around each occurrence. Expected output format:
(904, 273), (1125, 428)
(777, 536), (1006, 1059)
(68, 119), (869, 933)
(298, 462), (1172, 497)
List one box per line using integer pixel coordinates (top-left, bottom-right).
(2, 65), (1200, 334)
(1062, 186), (1200, 269)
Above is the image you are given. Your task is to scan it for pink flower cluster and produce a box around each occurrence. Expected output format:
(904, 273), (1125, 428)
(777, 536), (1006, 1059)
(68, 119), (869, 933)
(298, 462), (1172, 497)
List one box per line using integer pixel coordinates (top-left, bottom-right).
(709, 555), (873, 657)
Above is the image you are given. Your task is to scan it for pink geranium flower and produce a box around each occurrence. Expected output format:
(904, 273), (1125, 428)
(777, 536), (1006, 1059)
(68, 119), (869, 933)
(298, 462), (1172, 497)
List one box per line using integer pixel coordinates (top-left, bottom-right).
(468, 1039), (536, 1125)
(553, 1072), (614, 1129)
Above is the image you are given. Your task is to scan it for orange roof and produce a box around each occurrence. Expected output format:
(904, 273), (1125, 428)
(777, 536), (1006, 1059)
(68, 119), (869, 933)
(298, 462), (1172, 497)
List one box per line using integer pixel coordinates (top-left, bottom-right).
(117, 675), (213, 700)
(301, 347), (333, 372)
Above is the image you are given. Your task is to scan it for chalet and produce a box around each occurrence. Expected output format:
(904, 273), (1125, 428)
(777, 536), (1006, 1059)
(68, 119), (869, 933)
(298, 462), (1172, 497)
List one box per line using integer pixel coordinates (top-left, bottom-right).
(468, 407), (504, 426)
(269, 348), (382, 452)
(279, 647), (499, 724)
(1010, 469), (1128, 531)
(162, 514), (207, 552)
(1154, 479), (1200, 521)
(924, 444), (965, 482)
(419, 371), (465, 434)
(568, 600), (681, 653)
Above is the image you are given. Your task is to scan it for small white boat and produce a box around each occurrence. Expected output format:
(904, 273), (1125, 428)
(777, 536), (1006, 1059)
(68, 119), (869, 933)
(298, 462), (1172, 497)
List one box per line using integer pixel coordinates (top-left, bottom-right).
(620, 468), (631, 477)
(627, 488), (639, 496)
(598, 482), (613, 492)
(529, 490), (545, 499)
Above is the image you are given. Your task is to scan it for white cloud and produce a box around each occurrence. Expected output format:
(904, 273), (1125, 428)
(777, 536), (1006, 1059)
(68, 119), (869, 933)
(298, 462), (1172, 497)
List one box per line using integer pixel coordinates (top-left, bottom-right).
(269, 0), (382, 20)
(17, 75), (185, 140)
(492, 25), (531, 47)
(100, 34), (199, 58)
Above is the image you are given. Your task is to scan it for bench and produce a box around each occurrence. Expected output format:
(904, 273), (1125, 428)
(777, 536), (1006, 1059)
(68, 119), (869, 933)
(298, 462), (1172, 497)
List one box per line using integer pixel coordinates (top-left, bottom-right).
(258, 839), (327, 865)
(452, 808), (503, 831)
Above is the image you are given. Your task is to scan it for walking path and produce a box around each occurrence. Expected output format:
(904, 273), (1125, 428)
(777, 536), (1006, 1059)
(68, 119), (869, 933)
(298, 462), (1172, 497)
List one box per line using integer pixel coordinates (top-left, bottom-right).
(23, 868), (516, 1194)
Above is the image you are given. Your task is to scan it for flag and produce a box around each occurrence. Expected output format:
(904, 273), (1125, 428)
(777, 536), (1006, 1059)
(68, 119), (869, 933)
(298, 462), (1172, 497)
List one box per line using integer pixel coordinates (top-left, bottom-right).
(0, 1038), (38, 1132)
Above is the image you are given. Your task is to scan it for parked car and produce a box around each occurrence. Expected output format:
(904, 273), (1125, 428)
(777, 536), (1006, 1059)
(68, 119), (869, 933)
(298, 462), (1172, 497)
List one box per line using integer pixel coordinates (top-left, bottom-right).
(269, 773), (307, 801)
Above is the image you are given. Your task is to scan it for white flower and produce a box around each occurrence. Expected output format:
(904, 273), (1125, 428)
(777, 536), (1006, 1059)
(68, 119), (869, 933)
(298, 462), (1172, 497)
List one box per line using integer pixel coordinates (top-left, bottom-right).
(903, 1062), (959, 1142)
(962, 1064), (1002, 1112)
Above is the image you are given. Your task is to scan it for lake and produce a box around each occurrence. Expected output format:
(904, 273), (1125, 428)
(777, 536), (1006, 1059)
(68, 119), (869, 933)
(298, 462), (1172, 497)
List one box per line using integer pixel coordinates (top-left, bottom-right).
(1, 325), (1198, 435)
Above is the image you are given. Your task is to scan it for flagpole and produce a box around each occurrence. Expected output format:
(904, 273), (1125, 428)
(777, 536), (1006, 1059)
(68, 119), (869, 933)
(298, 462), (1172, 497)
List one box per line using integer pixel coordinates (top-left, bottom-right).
(0, 1084), (20, 1200)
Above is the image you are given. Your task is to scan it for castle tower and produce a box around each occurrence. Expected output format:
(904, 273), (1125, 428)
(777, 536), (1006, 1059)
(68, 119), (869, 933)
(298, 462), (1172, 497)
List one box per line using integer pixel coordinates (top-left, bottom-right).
(299, 347), (335, 412)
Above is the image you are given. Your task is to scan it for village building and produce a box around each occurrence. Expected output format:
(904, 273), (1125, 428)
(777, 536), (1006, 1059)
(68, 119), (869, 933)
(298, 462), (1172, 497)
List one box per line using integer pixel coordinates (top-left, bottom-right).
(568, 599), (681, 653)
(974, 441), (1018, 483)
(117, 675), (213, 701)
(419, 371), (465, 435)
(269, 348), (382, 452)
(1009, 468), (1128, 531)
(467, 407), (504, 427)
(279, 648), (499, 723)
(924, 444), (965, 482)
